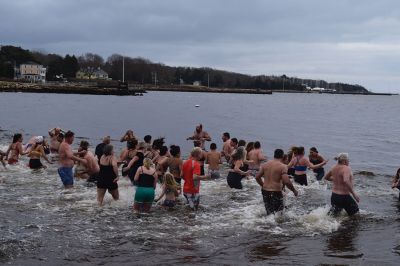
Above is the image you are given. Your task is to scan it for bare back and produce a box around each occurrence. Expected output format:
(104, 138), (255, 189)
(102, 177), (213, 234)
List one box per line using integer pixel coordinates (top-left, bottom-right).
(329, 164), (353, 195)
(206, 150), (221, 171)
(248, 149), (265, 170)
(260, 160), (288, 192)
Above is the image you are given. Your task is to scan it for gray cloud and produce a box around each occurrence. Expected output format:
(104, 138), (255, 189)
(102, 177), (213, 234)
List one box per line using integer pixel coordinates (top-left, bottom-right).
(1, 0), (400, 92)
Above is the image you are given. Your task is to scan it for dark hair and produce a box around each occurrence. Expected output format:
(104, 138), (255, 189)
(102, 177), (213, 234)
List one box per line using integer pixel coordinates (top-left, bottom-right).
(12, 133), (22, 143)
(65, 130), (74, 138)
(231, 147), (246, 162)
(80, 140), (89, 150)
(103, 144), (113, 156)
(297, 146), (305, 155)
(274, 149), (284, 159)
(238, 139), (246, 147)
(210, 143), (217, 150)
(159, 146), (168, 156)
(231, 138), (238, 145)
(57, 133), (64, 140)
(144, 135), (152, 143)
(127, 139), (138, 150)
(193, 140), (202, 147)
(152, 137), (165, 150)
(170, 145), (181, 157)
(310, 147), (318, 153)
(223, 132), (230, 139)
(246, 142), (254, 154)
(254, 141), (261, 149)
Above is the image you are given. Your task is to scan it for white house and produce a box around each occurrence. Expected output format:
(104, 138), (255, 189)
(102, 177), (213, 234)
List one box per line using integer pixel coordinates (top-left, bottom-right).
(15, 62), (46, 83)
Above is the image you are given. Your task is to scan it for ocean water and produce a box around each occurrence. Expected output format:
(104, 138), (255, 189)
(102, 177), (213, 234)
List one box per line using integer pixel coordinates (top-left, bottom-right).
(0, 91), (400, 265)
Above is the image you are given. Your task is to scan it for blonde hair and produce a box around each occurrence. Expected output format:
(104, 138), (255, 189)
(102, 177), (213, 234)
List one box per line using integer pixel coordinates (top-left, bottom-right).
(164, 172), (180, 192)
(143, 158), (153, 170)
(191, 147), (202, 158)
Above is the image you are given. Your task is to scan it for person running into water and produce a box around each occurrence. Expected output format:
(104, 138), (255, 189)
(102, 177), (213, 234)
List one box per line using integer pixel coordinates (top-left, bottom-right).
(325, 153), (360, 216)
(182, 147), (210, 210)
(255, 149), (298, 215)
(48, 127), (64, 154)
(95, 136), (110, 163)
(226, 147), (251, 189)
(193, 140), (207, 175)
(123, 142), (146, 185)
(97, 144), (119, 206)
(146, 137), (165, 162)
(78, 141), (100, 184)
(206, 143), (222, 179)
(392, 168), (400, 200)
(288, 146), (327, 186)
(143, 135), (152, 150)
(28, 136), (52, 169)
(155, 146), (169, 184)
(133, 158), (158, 213)
(187, 124), (211, 150)
(155, 172), (180, 208)
(167, 145), (183, 192)
(221, 132), (233, 162)
(5, 133), (27, 165)
(120, 139), (138, 177)
(58, 131), (84, 188)
(309, 147), (326, 181)
(248, 141), (268, 176)
(287, 146), (297, 177)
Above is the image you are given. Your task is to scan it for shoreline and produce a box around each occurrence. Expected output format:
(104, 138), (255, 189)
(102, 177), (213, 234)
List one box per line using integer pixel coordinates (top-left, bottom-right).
(0, 81), (397, 96)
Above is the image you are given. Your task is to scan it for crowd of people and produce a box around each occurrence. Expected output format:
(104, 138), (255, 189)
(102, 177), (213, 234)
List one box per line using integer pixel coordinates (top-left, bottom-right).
(0, 123), (375, 218)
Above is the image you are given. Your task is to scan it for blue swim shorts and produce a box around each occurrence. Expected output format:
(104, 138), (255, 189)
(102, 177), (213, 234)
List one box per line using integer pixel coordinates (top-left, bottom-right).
(58, 167), (74, 186)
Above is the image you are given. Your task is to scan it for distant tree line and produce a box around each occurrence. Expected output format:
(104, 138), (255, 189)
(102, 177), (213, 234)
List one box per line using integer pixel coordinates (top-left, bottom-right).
(0, 45), (368, 92)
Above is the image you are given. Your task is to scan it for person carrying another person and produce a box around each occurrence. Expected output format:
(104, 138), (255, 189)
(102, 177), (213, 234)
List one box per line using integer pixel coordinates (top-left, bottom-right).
(325, 153), (360, 216)
(182, 147), (210, 211)
(255, 149), (298, 215)
(187, 124), (211, 150)
(287, 146), (327, 186)
(206, 143), (222, 179)
(97, 144), (119, 206)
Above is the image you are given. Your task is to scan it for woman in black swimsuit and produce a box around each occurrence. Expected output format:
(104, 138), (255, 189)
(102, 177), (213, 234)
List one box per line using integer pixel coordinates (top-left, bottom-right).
(97, 144), (119, 206)
(226, 147), (251, 189)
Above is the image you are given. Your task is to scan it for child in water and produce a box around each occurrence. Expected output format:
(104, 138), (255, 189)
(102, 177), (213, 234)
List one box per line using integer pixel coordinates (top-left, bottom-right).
(155, 172), (180, 208)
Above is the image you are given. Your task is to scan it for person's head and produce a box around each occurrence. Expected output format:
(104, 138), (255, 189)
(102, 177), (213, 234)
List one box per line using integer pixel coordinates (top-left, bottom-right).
(137, 142), (146, 150)
(222, 132), (230, 142)
(231, 146), (246, 162)
(79, 140), (89, 151)
(57, 133), (64, 142)
(309, 147), (318, 156)
(254, 141), (261, 149)
(103, 135), (111, 145)
(143, 157), (153, 170)
(191, 147), (203, 160)
(12, 133), (23, 143)
(238, 139), (246, 147)
(144, 135), (152, 144)
(127, 139), (138, 150)
(65, 131), (75, 144)
(195, 124), (203, 134)
(193, 140), (202, 148)
(246, 142), (254, 154)
(336, 153), (349, 165)
(274, 149), (285, 159)
(210, 143), (217, 151)
(282, 154), (289, 164)
(55, 127), (61, 135)
(230, 138), (238, 148)
(152, 137), (165, 150)
(164, 172), (180, 190)
(103, 144), (113, 156)
(159, 146), (168, 156)
(170, 145), (181, 157)
(35, 136), (44, 144)
(297, 146), (305, 156)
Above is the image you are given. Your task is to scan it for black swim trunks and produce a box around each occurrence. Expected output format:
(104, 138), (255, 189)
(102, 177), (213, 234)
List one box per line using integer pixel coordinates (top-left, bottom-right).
(29, 159), (43, 169)
(227, 172), (244, 189)
(262, 190), (284, 215)
(294, 174), (307, 186)
(329, 192), (359, 216)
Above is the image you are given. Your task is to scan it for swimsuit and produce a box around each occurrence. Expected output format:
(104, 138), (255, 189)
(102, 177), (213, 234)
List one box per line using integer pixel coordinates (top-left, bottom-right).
(329, 192), (359, 216)
(226, 163), (247, 189)
(128, 152), (144, 185)
(58, 167), (74, 186)
(29, 158), (43, 169)
(208, 169), (221, 179)
(293, 157), (308, 185)
(97, 161), (118, 191)
(262, 190), (284, 215)
(310, 157), (325, 180)
(134, 168), (156, 204)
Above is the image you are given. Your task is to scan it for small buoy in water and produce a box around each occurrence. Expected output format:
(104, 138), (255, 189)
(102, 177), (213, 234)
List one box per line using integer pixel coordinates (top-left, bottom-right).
(195, 104), (200, 107)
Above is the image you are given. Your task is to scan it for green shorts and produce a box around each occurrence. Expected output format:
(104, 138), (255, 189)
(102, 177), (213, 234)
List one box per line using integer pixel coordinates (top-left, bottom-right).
(134, 187), (155, 204)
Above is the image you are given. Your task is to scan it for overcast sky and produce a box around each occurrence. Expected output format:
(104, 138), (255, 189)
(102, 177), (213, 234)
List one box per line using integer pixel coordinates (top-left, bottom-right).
(1, 0), (399, 92)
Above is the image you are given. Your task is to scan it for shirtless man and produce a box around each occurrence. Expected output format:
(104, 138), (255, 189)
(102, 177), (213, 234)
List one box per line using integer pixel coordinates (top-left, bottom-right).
(221, 132), (233, 162)
(325, 153), (360, 216)
(206, 143), (222, 179)
(79, 141), (100, 183)
(256, 149), (298, 215)
(58, 131), (84, 188)
(248, 141), (267, 174)
(187, 124), (211, 150)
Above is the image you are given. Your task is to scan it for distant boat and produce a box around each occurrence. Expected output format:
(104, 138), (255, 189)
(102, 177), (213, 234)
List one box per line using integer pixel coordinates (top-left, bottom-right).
(195, 104), (200, 107)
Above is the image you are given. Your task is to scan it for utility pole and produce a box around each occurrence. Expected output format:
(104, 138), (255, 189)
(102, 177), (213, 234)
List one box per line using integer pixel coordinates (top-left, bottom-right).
(122, 56), (125, 83)
(207, 72), (210, 88)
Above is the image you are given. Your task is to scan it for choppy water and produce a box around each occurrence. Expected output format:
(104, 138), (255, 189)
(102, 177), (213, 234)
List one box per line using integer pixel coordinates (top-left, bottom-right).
(1, 92), (400, 265)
